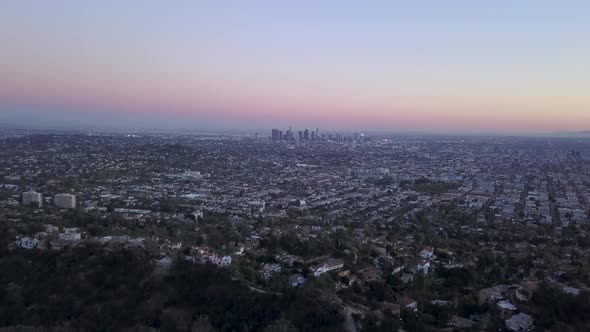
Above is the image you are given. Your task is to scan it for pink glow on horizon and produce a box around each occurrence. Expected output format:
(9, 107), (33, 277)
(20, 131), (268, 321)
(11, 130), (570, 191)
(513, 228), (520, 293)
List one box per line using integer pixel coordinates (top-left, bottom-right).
(2, 53), (590, 132)
(2, 2), (590, 132)
(3, 78), (590, 132)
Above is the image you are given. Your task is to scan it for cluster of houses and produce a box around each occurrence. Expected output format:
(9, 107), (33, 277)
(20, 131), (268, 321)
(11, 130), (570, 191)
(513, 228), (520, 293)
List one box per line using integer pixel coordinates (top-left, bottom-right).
(258, 257), (345, 284)
(191, 246), (232, 267)
(17, 225), (83, 250)
(478, 284), (536, 331)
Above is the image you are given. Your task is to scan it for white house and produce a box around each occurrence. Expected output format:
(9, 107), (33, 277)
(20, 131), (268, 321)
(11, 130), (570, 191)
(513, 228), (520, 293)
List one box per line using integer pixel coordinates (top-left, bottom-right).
(191, 210), (203, 220)
(420, 246), (435, 259)
(59, 232), (81, 241)
(219, 256), (232, 267)
(505, 313), (534, 331)
(417, 261), (431, 274)
(19, 237), (38, 249)
(312, 258), (344, 276)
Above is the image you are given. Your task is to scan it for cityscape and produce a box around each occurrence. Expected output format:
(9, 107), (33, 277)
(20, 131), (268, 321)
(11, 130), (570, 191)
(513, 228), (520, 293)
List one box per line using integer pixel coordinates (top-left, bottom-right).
(0, 129), (589, 331)
(270, 127), (367, 144)
(2, 1), (590, 332)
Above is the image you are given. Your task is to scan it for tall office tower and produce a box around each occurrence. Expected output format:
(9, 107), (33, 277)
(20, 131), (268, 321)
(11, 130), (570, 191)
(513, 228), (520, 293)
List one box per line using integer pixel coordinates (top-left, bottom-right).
(22, 191), (42, 207)
(298, 131), (303, 142)
(316, 128), (319, 139)
(271, 129), (280, 142)
(304, 129), (309, 140)
(311, 131), (316, 141)
(279, 131), (283, 141)
(54, 194), (76, 209)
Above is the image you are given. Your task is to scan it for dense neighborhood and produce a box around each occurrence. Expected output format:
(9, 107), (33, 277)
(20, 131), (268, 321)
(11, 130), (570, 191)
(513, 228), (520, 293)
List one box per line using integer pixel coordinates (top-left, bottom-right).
(0, 130), (589, 331)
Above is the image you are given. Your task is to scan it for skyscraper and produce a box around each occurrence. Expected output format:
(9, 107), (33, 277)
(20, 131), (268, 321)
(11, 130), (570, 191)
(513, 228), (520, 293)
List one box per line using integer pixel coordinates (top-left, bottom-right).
(285, 127), (292, 141)
(271, 129), (280, 142)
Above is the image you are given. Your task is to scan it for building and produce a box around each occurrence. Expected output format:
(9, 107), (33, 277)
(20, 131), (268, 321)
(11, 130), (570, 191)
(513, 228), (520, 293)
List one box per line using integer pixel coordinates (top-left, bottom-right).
(311, 257), (344, 276)
(19, 237), (39, 249)
(248, 200), (265, 213)
(420, 246), (435, 259)
(271, 129), (280, 142)
(219, 256), (232, 267)
(54, 194), (76, 209)
(261, 263), (282, 280)
(22, 191), (42, 207)
(191, 210), (204, 220)
(417, 261), (431, 274)
(505, 312), (534, 331)
(59, 227), (82, 241)
(400, 296), (418, 311)
(497, 300), (518, 318)
(59, 232), (82, 241)
(289, 274), (305, 287)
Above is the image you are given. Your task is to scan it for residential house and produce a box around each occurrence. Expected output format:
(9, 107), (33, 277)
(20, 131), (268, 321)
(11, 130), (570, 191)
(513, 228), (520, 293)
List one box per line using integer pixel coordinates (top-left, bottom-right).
(288, 274), (305, 287)
(400, 296), (418, 312)
(505, 313), (534, 331)
(19, 237), (38, 249)
(497, 300), (518, 319)
(420, 246), (435, 259)
(261, 263), (282, 280)
(311, 257), (344, 276)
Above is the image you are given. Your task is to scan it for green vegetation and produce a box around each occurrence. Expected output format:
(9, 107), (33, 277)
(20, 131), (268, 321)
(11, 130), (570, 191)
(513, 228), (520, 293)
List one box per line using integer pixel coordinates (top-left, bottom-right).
(529, 283), (590, 330)
(0, 236), (344, 331)
(400, 178), (460, 194)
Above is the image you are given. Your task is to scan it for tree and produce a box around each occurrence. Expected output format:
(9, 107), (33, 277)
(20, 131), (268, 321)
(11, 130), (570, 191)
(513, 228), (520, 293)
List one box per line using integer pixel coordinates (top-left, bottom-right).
(191, 316), (217, 332)
(264, 318), (299, 332)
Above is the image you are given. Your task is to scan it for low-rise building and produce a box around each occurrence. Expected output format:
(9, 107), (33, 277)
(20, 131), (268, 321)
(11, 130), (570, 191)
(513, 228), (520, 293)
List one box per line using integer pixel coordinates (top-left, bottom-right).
(505, 312), (534, 331)
(22, 191), (42, 207)
(54, 194), (76, 209)
(19, 237), (38, 249)
(311, 257), (344, 276)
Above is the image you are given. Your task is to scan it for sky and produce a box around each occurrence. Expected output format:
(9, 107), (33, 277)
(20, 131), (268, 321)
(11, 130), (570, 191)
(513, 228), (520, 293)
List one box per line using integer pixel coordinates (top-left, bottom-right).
(1, 1), (590, 133)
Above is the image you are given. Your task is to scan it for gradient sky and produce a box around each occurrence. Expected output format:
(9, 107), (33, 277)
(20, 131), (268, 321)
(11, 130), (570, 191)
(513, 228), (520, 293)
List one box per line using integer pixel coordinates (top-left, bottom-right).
(1, 1), (590, 132)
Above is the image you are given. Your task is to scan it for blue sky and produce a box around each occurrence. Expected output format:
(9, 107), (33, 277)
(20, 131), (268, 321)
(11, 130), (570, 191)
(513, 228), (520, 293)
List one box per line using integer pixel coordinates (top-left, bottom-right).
(1, 1), (590, 132)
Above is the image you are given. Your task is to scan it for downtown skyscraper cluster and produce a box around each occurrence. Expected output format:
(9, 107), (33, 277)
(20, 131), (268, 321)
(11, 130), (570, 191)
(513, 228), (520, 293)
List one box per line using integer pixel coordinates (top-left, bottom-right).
(271, 127), (367, 143)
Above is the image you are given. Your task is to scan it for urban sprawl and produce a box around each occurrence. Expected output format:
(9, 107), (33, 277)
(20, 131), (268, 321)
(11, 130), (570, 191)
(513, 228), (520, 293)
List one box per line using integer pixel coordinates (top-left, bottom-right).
(1, 128), (589, 331)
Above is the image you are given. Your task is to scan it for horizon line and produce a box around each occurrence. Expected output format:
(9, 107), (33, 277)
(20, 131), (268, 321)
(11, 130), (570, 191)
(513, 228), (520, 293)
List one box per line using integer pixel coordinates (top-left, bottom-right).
(1, 122), (589, 139)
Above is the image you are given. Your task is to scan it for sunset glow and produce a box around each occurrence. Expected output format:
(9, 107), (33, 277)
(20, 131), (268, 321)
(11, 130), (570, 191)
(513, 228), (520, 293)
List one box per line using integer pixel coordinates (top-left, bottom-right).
(1, 1), (590, 132)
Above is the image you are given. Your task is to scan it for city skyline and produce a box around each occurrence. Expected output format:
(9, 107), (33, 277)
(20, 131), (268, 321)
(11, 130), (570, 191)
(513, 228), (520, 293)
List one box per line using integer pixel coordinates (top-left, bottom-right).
(2, 1), (590, 133)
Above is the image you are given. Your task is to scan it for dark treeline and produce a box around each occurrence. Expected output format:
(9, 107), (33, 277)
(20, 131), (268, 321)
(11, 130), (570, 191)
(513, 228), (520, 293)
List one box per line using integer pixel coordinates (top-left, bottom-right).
(0, 240), (343, 331)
